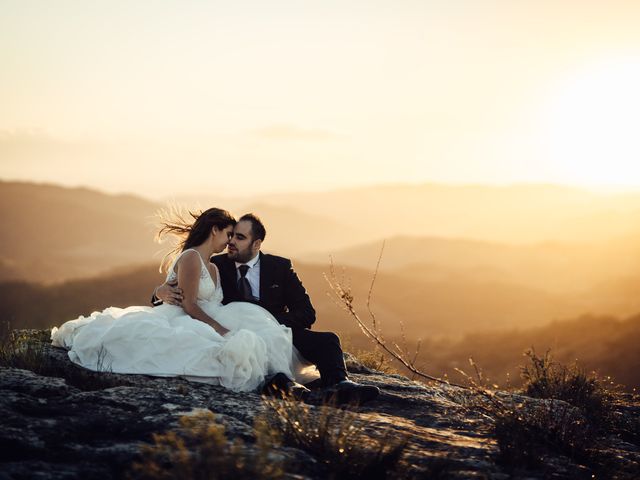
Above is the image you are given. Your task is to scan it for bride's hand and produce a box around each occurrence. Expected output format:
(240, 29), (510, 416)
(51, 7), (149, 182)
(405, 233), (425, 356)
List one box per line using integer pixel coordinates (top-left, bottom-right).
(155, 280), (184, 306)
(217, 326), (231, 336)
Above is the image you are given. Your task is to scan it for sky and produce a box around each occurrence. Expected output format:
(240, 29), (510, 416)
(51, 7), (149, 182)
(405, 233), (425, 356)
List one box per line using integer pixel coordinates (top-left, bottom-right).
(1, 0), (640, 199)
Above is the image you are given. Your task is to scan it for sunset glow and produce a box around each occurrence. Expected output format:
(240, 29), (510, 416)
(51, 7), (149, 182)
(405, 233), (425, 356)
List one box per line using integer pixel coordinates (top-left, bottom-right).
(1, 1), (640, 197)
(4, 6), (640, 462)
(543, 56), (640, 189)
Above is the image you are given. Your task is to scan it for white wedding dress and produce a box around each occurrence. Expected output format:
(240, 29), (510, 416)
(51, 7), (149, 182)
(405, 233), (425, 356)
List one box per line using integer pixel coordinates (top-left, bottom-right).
(51, 249), (317, 392)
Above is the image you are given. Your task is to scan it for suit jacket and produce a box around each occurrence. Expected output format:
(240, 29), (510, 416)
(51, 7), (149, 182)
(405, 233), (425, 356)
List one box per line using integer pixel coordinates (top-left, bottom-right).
(211, 252), (316, 330)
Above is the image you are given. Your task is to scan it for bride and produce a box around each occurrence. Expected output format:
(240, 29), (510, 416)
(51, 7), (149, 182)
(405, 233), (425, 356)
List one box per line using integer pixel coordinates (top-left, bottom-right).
(51, 207), (310, 392)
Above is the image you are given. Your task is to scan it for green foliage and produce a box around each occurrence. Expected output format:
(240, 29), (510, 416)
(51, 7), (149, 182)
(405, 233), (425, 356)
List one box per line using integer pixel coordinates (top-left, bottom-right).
(128, 411), (283, 480)
(263, 397), (406, 479)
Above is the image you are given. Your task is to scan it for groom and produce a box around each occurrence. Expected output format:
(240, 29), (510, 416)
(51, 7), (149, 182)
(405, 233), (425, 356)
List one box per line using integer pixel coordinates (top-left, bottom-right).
(153, 213), (379, 405)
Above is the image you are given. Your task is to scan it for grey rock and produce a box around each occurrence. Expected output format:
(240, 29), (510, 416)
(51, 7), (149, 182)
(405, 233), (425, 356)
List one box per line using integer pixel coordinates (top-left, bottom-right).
(1, 330), (639, 479)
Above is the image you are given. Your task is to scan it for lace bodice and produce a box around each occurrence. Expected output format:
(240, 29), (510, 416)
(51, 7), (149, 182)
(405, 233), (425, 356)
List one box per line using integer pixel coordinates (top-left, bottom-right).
(167, 249), (223, 305)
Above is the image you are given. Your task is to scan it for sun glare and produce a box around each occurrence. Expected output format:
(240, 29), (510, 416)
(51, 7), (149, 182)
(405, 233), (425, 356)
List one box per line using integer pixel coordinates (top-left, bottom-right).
(543, 57), (640, 189)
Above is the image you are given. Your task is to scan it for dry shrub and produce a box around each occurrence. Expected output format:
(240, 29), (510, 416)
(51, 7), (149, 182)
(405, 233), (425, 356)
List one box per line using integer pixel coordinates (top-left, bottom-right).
(129, 402), (407, 480)
(351, 348), (396, 374)
(489, 349), (639, 475)
(0, 324), (49, 372)
(264, 397), (406, 479)
(494, 399), (593, 468)
(521, 349), (615, 431)
(129, 411), (283, 480)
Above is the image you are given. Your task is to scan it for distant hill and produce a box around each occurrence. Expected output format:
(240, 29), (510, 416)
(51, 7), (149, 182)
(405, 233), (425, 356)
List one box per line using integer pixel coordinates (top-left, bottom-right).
(249, 183), (640, 245)
(226, 202), (370, 257)
(5, 258), (637, 341)
(301, 235), (640, 296)
(0, 181), (372, 282)
(0, 263), (165, 328)
(158, 199), (372, 256)
(417, 313), (640, 392)
(3, 181), (640, 328)
(0, 181), (161, 283)
(3, 261), (638, 391)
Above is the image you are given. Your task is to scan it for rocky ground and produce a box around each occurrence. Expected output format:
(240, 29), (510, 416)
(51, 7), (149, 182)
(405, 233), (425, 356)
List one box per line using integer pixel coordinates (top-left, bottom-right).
(1, 330), (639, 479)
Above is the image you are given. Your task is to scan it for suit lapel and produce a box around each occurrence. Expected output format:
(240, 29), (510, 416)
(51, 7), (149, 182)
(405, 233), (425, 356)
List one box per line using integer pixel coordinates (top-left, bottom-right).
(216, 255), (239, 301)
(259, 252), (272, 304)
(216, 253), (272, 304)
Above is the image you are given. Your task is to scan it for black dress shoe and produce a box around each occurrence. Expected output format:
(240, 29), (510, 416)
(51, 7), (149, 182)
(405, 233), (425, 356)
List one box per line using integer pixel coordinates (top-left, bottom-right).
(288, 382), (312, 402)
(262, 372), (310, 401)
(322, 380), (380, 405)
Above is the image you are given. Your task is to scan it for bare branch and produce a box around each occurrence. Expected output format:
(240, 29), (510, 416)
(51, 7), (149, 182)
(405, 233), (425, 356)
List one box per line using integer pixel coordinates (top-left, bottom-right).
(325, 248), (515, 418)
(324, 253), (468, 390)
(411, 339), (422, 366)
(366, 240), (385, 332)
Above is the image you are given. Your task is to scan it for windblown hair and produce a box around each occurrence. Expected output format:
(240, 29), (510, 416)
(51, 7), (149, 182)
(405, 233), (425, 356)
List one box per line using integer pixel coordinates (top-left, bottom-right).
(156, 206), (236, 272)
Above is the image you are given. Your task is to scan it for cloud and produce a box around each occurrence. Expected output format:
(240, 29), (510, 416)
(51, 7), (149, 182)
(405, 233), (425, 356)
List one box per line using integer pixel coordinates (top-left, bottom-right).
(250, 124), (342, 141)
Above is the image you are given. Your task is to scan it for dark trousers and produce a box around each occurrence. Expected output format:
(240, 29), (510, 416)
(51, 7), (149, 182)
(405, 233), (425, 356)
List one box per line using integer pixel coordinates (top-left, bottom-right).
(292, 328), (348, 386)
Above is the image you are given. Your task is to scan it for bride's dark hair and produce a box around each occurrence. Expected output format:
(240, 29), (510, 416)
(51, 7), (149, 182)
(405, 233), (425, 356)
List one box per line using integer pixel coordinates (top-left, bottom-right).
(156, 206), (236, 272)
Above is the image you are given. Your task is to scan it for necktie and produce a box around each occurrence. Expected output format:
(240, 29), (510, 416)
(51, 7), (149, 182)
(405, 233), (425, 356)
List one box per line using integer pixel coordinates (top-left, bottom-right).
(238, 265), (253, 301)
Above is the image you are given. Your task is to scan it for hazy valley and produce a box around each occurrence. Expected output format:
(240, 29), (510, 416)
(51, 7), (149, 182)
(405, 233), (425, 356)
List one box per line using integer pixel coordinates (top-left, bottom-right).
(1, 180), (639, 390)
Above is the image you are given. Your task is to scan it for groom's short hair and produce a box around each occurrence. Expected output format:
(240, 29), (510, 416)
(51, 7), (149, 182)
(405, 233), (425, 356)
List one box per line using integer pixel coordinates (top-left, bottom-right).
(239, 213), (266, 241)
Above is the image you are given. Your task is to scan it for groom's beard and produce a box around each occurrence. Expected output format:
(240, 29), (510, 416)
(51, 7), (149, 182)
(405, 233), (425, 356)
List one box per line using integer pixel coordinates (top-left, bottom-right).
(227, 247), (253, 263)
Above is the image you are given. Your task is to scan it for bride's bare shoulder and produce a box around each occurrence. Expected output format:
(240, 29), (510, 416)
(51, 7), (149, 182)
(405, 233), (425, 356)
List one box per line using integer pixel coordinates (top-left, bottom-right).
(173, 249), (201, 273)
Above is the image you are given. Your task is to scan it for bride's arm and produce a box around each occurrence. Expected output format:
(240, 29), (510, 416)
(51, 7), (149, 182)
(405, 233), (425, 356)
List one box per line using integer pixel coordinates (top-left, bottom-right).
(177, 252), (230, 336)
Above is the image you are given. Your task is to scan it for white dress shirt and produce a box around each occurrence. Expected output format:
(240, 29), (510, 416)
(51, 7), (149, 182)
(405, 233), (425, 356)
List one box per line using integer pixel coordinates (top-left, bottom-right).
(235, 253), (261, 300)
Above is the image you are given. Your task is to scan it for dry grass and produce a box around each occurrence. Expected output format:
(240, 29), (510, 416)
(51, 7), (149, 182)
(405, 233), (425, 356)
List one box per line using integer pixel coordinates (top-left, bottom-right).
(472, 349), (635, 475)
(262, 397), (407, 479)
(493, 398), (593, 468)
(128, 411), (283, 480)
(129, 401), (407, 480)
(521, 349), (615, 431)
(0, 323), (131, 391)
(0, 323), (49, 371)
(351, 348), (396, 374)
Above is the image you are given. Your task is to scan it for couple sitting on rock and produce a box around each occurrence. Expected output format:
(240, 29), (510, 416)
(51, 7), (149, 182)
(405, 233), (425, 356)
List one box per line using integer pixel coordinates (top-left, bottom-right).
(52, 208), (379, 405)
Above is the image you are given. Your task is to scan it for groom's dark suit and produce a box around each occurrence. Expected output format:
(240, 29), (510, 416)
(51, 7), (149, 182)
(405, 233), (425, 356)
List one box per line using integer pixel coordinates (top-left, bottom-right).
(212, 252), (348, 386)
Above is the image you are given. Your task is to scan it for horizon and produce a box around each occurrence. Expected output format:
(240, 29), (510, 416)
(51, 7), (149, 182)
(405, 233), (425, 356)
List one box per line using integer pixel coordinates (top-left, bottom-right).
(2, 3), (640, 469)
(2, 1), (640, 197)
(4, 176), (640, 203)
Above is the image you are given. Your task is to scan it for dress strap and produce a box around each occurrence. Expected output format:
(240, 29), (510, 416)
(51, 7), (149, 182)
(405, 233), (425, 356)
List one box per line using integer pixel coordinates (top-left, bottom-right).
(169, 248), (208, 277)
(181, 248), (207, 268)
(176, 248), (218, 287)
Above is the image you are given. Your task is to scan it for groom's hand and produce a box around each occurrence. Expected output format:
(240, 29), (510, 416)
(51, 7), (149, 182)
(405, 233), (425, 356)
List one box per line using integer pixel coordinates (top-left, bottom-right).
(155, 280), (184, 306)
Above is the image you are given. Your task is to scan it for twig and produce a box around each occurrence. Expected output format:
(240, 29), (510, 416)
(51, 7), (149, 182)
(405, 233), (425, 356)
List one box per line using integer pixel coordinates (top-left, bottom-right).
(366, 240), (385, 332)
(324, 254), (468, 390)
